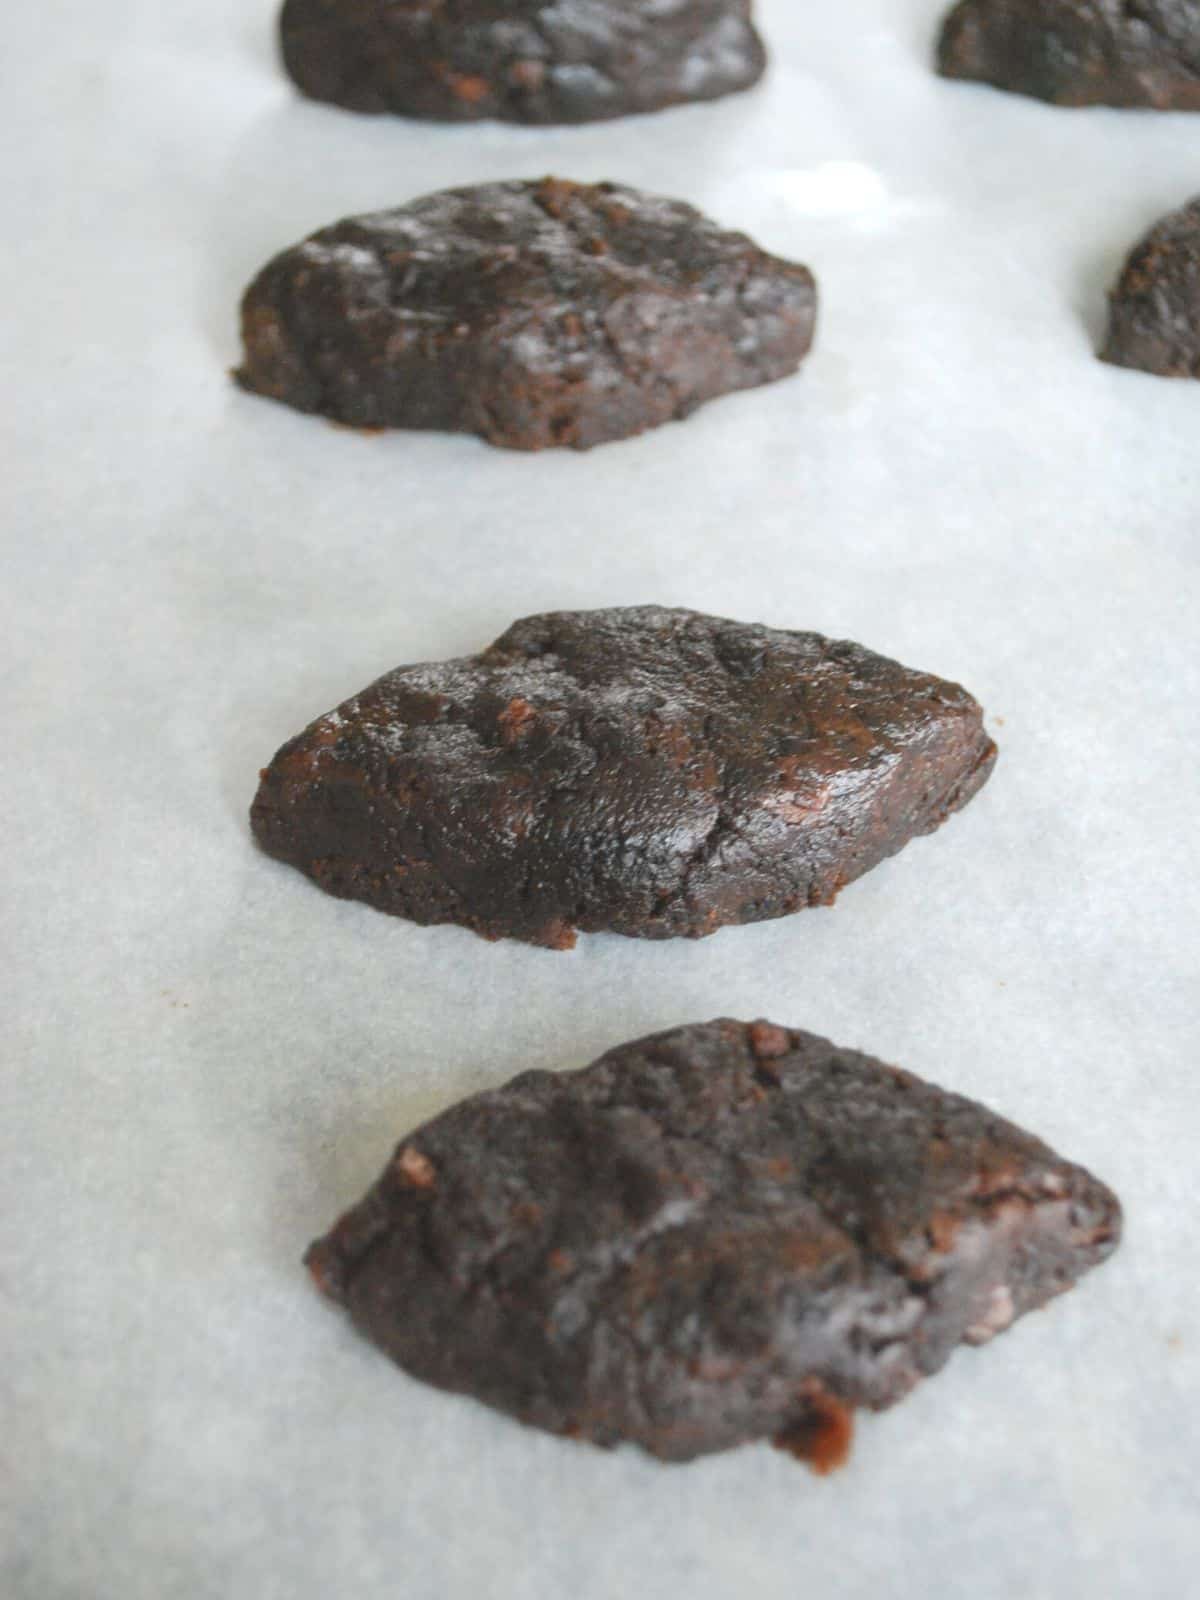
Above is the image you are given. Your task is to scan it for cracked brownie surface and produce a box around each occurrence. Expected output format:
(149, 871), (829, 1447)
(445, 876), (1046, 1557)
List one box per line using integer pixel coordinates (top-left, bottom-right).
(250, 606), (997, 949)
(937, 0), (1200, 108)
(235, 178), (815, 450)
(306, 1019), (1122, 1465)
(1103, 196), (1200, 375)
(278, 0), (766, 124)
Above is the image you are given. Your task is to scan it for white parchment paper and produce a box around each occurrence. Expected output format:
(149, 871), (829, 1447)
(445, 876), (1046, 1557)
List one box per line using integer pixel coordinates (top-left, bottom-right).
(3, 2), (1198, 1596)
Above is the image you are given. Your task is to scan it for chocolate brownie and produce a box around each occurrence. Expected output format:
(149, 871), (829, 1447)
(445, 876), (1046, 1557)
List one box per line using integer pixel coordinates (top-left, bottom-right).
(251, 607), (996, 949)
(937, 0), (1200, 108)
(278, 0), (766, 124)
(235, 179), (815, 451)
(306, 1019), (1122, 1465)
(1102, 197), (1200, 375)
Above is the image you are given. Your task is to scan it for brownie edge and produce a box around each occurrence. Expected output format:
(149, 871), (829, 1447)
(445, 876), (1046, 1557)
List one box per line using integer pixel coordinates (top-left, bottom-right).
(234, 178), (816, 451)
(1102, 197), (1200, 376)
(937, 0), (1200, 110)
(279, 0), (767, 125)
(305, 1020), (1122, 1467)
(250, 606), (996, 949)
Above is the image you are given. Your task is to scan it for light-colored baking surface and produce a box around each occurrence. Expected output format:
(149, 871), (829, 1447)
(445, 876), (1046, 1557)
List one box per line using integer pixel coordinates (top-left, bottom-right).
(3, 3), (1198, 1596)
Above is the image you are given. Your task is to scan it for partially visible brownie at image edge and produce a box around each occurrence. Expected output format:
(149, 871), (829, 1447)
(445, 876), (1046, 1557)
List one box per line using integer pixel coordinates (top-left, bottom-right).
(235, 178), (816, 451)
(250, 606), (997, 950)
(938, 0), (1200, 109)
(306, 1019), (1122, 1467)
(279, 0), (767, 124)
(1103, 196), (1200, 376)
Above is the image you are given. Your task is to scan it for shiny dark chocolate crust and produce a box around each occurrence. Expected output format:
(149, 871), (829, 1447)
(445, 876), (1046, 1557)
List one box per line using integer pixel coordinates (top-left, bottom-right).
(278, 0), (766, 124)
(1102, 196), (1200, 375)
(937, 0), (1200, 108)
(306, 1019), (1122, 1465)
(235, 178), (815, 451)
(251, 606), (997, 949)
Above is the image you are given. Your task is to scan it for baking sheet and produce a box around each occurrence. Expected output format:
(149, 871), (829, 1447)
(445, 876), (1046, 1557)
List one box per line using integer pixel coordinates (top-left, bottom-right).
(3, 2), (1199, 1596)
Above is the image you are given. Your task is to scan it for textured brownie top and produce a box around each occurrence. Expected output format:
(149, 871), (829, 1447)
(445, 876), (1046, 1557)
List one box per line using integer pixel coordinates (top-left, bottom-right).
(251, 607), (996, 948)
(1103, 196), (1200, 376)
(235, 178), (815, 450)
(307, 1020), (1122, 1465)
(938, 0), (1200, 108)
(279, 0), (766, 124)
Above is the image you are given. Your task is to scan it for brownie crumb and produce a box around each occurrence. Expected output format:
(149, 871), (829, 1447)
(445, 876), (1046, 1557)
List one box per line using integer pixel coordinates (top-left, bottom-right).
(773, 1383), (857, 1475)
